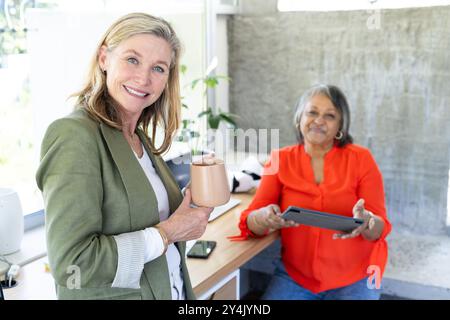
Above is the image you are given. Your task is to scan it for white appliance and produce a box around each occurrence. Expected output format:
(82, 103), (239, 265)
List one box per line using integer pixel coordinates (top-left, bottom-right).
(0, 188), (24, 255)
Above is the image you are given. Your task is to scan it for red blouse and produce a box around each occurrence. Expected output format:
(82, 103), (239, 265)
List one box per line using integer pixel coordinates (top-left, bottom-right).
(236, 144), (391, 293)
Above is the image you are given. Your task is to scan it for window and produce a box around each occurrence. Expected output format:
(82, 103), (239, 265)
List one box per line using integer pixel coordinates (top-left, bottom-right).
(0, 0), (60, 216)
(0, 0), (206, 215)
(278, 0), (450, 12)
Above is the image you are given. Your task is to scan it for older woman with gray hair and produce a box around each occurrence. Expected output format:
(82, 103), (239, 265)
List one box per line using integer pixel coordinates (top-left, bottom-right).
(236, 84), (392, 300)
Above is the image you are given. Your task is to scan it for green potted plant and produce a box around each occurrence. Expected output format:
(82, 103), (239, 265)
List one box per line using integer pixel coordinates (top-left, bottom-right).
(193, 59), (237, 152)
(177, 60), (238, 156)
(197, 106), (237, 153)
(197, 107), (237, 131)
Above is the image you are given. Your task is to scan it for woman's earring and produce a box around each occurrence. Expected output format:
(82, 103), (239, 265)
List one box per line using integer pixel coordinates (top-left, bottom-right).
(335, 131), (343, 140)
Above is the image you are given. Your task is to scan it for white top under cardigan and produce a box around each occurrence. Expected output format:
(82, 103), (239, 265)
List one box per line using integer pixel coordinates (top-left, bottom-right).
(111, 144), (185, 300)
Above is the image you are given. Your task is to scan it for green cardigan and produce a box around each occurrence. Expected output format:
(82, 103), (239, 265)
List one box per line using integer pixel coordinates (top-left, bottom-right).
(36, 108), (195, 300)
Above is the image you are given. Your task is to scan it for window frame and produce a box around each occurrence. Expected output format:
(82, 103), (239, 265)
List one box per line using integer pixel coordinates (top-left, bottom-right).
(277, 0), (450, 12)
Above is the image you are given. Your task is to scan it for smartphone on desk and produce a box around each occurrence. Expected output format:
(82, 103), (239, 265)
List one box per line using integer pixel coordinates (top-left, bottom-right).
(187, 240), (217, 259)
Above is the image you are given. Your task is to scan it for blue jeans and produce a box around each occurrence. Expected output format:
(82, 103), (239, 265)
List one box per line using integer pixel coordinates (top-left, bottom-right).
(262, 260), (382, 300)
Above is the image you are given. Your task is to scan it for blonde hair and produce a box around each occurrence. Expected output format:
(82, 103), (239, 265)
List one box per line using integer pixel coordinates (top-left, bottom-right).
(72, 12), (182, 155)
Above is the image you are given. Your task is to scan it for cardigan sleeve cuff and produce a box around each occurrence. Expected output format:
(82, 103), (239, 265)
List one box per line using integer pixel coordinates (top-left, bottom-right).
(142, 227), (165, 262)
(112, 231), (146, 289)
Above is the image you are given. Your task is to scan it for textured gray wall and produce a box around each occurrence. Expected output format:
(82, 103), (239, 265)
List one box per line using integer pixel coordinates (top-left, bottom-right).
(228, 6), (450, 235)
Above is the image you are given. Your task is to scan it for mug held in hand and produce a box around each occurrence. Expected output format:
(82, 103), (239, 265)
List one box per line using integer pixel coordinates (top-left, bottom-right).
(190, 158), (230, 207)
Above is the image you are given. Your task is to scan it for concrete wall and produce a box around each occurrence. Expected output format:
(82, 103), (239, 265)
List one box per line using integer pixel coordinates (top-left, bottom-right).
(228, 5), (450, 235)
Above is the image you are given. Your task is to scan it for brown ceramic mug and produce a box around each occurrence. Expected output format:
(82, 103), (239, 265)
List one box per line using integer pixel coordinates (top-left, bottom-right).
(190, 158), (230, 207)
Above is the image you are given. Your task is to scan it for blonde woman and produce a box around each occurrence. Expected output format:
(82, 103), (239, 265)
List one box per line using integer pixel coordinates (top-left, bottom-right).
(36, 13), (212, 300)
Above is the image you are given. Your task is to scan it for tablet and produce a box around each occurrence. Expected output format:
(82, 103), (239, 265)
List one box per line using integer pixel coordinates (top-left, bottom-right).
(281, 206), (364, 232)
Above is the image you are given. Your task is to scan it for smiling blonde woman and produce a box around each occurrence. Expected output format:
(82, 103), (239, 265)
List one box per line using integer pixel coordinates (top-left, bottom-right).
(36, 12), (213, 300)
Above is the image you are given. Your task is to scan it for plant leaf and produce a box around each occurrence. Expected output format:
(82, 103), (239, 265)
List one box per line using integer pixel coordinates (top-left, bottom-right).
(204, 77), (219, 88)
(191, 78), (202, 89)
(198, 109), (212, 118)
(219, 114), (237, 127)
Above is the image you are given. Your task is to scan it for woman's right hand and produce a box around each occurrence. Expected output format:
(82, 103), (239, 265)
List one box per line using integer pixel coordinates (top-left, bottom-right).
(157, 189), (213, 243)
(247, 204), (299, 236)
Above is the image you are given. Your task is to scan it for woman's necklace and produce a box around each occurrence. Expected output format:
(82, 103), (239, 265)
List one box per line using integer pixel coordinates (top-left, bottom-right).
(131, 134), (143, 157)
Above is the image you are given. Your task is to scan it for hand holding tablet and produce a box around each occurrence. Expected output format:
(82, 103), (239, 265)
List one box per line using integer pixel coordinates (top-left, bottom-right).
(332, 199), (374, 240)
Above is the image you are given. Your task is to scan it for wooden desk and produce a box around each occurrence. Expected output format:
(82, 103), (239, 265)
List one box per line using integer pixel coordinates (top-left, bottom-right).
(3, 192), (279, 300)
(187, 192), (279, 299)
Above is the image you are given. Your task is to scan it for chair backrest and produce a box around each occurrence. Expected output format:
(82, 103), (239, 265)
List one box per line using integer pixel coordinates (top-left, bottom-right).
(165, 153), (191, 190)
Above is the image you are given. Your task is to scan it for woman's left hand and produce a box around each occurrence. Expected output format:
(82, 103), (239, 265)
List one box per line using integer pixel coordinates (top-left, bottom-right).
(333, 199), (374, 240)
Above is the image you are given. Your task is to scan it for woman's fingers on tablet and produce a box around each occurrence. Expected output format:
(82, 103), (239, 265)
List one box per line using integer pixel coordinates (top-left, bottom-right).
(333, 232), (354, 240)
(285, 220), (299, 227)
(266, 205), (299, 229)
(270, 204), (282, 215)
(267, 214), (283, 229)
(268, 213), (295, 229)
(333, 225), (365, 240)
(277, 218), (298, 228)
